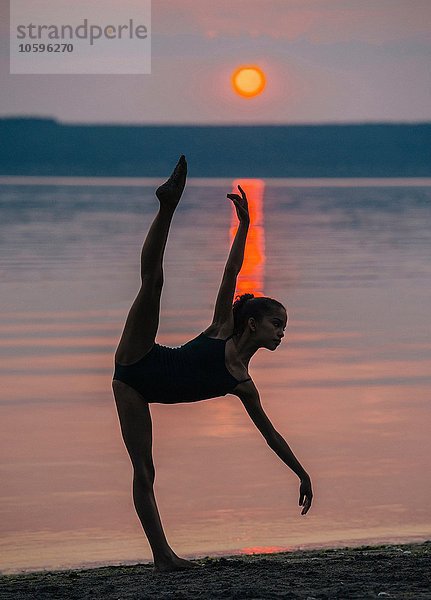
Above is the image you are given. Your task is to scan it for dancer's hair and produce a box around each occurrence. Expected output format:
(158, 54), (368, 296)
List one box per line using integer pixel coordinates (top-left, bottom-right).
(232, 294), (286, 334)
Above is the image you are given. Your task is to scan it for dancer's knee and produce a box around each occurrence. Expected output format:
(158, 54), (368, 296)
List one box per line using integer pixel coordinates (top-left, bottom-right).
(134, 463), (155, 491)
(141, 270), (163, 291)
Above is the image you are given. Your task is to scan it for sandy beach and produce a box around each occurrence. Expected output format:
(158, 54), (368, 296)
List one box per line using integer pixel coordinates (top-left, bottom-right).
(1, 542), (430, 599)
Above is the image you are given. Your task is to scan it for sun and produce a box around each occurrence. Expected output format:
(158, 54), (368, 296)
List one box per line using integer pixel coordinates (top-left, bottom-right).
(232, 66), (266, 98)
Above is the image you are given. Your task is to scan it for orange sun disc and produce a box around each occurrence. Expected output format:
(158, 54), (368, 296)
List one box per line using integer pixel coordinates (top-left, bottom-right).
(232, 66), (266, 98)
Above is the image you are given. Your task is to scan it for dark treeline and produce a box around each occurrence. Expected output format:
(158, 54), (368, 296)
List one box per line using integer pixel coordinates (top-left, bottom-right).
(1, 117), (430, 177)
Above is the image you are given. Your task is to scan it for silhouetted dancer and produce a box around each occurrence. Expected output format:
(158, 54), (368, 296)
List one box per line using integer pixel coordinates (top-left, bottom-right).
(113, 155), (313, 572)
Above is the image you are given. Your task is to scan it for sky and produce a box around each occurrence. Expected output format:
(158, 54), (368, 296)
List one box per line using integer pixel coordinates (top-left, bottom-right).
(1, 0), (430, 124)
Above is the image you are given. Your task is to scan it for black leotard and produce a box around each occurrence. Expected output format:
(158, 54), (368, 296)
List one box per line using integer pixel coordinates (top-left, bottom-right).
(113, 333), (252, 404)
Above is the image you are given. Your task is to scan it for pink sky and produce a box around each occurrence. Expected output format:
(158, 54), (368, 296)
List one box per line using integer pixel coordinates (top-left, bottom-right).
(1, 0), (430, 123)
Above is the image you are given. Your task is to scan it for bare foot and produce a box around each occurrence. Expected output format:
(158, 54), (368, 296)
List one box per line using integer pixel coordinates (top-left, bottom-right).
(154, 555), (201, 573)
(155, 155), (187, 209)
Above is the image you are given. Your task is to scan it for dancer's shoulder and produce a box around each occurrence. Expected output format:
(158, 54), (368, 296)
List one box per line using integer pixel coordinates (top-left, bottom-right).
(201, 321), (234, 340)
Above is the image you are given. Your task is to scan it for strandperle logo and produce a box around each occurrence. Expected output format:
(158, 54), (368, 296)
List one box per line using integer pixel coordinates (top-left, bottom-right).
(10, 0), (151, 75)
(15, 18), (149, 46)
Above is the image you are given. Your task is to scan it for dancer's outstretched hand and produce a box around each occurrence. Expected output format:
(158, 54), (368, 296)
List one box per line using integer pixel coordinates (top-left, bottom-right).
(227, 184), (250, 225)
(299, 475), (313, 515)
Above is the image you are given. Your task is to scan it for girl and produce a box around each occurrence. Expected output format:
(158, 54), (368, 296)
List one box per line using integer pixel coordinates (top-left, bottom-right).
(113, 155), (313, 572)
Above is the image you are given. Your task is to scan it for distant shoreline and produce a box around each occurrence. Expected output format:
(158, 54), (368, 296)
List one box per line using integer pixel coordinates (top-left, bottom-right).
(1, 119), (430, 178)
(2, 542), (430, 599)
(1, 176), (431, 187)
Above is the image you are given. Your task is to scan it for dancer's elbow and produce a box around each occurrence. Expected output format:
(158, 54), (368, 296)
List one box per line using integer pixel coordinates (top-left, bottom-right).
(238, 386), (279, 445)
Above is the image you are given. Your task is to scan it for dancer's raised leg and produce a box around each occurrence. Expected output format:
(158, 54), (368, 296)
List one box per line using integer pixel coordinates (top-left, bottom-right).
(115, 155), (187, 365)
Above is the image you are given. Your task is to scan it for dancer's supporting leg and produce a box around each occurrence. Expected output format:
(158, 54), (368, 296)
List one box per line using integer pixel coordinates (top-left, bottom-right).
(113, 380), (178, 569)
(113, 156), (197, 571)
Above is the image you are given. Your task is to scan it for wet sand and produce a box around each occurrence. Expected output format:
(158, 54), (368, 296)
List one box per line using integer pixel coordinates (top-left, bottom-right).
(1, 542), (430, 599)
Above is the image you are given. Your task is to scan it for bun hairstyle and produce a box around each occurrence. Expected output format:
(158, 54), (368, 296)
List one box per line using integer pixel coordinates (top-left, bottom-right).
(232, 293), (286, 335)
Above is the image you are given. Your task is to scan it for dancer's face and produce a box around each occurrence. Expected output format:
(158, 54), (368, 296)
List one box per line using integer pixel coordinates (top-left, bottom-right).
(251, 307), (288, 350)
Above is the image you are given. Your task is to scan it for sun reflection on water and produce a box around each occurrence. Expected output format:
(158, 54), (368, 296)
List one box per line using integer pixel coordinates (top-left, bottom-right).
(230, 178), (265, 297)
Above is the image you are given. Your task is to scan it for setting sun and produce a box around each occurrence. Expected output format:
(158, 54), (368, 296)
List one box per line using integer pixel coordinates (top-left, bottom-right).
(231, 66), (266, 98)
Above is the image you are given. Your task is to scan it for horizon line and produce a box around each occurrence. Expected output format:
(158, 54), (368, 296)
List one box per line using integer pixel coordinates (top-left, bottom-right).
(1, 116), (430, 127)
(1, 176), (431, 188)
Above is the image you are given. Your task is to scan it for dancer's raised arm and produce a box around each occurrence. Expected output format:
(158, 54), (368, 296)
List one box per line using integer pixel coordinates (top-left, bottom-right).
(210, 185), (250, 327)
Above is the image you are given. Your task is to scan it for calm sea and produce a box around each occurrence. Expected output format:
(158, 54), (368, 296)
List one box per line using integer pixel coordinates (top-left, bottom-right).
(1, 177), (430, 573)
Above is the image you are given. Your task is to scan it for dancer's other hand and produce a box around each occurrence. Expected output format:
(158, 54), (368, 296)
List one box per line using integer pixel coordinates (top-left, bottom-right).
(227, 184), (250, 225)
(299, 474), (313, 515)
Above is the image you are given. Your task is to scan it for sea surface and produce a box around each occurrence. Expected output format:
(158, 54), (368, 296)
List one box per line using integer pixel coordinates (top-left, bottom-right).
(1, 177), (430, 573)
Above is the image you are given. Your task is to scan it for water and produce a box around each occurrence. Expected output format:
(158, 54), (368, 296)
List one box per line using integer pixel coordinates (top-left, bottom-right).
(1, 178), (430, 573)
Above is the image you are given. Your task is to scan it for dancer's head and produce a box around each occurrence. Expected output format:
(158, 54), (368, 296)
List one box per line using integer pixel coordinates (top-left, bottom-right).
(232, 294), (287, 350)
